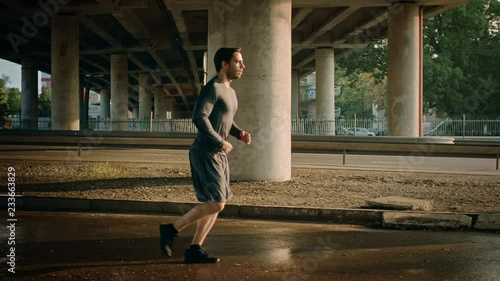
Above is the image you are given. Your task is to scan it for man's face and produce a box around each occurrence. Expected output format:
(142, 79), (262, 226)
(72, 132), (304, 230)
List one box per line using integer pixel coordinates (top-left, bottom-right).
(224, 52), (245, 80)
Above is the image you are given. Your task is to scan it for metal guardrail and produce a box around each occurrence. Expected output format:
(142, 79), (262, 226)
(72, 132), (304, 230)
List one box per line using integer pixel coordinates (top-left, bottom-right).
(0, 131), (499, 170)
(4, 118), (500, 137)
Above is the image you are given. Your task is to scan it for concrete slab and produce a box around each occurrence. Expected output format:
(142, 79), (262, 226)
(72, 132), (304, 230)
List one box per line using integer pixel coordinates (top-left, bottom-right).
(383, 212), (472, 229)
(366, 196), (433, 211)
(473, 213), (500, 230)
(320, 208), (383, 226)
(92, 199), (164, 213)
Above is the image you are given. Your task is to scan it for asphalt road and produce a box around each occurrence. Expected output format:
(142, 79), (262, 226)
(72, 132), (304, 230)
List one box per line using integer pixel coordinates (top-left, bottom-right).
(0, 145), (497, 175)
(0, 211), (499, 281)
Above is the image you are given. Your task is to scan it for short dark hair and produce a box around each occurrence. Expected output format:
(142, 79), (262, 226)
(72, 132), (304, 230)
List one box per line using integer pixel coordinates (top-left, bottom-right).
(214, 47), (241, 73)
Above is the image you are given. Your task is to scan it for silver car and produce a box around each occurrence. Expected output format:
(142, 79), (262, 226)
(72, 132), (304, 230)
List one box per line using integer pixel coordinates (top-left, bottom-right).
(347, 128), (376, 136)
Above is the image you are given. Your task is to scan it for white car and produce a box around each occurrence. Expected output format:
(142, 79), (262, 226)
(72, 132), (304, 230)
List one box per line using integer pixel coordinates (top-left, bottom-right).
(347, 128), (376, 136)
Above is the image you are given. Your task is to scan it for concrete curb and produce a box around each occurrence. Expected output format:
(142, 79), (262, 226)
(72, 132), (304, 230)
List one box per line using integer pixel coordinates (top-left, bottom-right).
(2, 195), (499, 231)
(383, 211), (472, 230)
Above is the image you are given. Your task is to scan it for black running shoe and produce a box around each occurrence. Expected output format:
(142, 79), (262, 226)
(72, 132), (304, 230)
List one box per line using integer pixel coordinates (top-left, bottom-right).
(184, 244), (220, 264)
(159, 224), (178, 257)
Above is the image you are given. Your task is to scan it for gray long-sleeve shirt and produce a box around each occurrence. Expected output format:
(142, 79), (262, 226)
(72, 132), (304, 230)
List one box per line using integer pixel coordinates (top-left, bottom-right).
(191, 77), (242, 152)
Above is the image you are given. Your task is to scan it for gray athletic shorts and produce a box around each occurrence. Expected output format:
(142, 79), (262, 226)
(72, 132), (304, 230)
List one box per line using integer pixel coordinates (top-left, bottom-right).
(189, 147), (233, 202)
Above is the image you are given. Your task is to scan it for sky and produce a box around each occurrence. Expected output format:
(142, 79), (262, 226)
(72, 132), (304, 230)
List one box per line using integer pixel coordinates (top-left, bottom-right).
(0, 58), (43, 90)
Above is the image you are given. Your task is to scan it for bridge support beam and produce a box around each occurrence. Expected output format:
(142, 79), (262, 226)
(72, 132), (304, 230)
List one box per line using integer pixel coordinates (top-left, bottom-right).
(153, 86), (167, 119)
(387, 3), (422, 136)
(292, 70), (299, 119)
(110, 54), (129, 131)
(208, 0), (292, 181)
(51, 15), (79, 130)
(100, 89), (110, 119)
(139, 73), (152, 120)
(315, 47), (336, 135)
(21, 58), (38, 130)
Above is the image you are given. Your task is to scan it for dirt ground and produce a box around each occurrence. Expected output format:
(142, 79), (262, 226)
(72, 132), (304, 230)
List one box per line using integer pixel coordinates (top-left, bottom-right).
(3, 160), (499, 213)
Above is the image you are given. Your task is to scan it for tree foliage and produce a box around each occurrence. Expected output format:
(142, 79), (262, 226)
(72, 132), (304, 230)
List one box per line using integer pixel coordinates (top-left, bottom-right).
(0, 75), (21, 116)
(39, 88), (52, 117)
(424, 0), (500, 118)
(335, 67), (386, 119)
(337, 0), (500, 118)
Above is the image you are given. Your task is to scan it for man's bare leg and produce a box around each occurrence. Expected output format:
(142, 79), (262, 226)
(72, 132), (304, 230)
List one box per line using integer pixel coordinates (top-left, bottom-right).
(173, 201), (225, 232)
(191, 212), (219, 245)
(160, 202), (224, 257)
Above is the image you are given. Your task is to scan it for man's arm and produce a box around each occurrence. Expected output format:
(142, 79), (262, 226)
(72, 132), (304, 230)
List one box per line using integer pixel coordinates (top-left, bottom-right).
(229, 122), (242, 139)
(191, 86), (225, 148)
(230, 122), (251, 144)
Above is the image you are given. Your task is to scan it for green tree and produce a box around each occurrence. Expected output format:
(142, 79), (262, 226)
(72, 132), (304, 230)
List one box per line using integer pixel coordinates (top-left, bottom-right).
(335, 68), (386, 119)
(0, 77), (8, 116)
(424, 0), (500, 118)
(338, 0), (500, 118)
(336, 41), (388, 120)
(39, 88), (52, 117)
(0, 75), (21, 116)
(6, 87), (21, 115)
(338, 40), (388, 82)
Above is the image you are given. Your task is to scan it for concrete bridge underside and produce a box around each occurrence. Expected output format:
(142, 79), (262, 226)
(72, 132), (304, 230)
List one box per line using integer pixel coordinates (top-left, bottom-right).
(0, 0), (466, 113)
(0, 0), (468, 181)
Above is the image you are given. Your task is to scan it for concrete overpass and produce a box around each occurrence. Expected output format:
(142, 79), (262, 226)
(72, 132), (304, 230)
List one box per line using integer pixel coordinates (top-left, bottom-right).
(0, 0), (469, 180)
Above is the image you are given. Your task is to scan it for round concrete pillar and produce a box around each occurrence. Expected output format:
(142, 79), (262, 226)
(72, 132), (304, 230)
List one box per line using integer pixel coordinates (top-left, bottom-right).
(292, 70), (299, 119)
(166, 98), (173, 119)
(51, 15), (79, 130)
(315, 48), (335, 135)
(138, 73), (152, 120)
(387, 3), (421, 137)
(315, 48), (336, 120)
(132, 106), (139, 119)
(21, 58), (38, 129)
(153, 86), (166, 119)
(208, 0), (292, 181)
(110, 54), (128, 131)
(100, 89), (110, 119)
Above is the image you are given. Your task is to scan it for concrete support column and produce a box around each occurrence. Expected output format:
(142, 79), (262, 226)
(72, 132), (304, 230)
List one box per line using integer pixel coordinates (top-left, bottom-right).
(110, 54), (128, 131)
(208, 0), (292, 181)
(315, 48), (335, 135)
(21, 58), (38, 129)
(100, 89), (110, 119)
(166, 98), (173, 119)
(138, 73), (152, 120)
(387, 3), (421, 136)
(51, 15), (79, 130)
(153, 86), (167, 119)
(291, 70), (299, 119)
(132, 106), (139, 119)
(315, 48), (335, 120)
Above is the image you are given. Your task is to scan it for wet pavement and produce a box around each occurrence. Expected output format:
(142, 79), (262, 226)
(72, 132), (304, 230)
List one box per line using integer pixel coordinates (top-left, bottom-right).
(0, 211), (499, 281)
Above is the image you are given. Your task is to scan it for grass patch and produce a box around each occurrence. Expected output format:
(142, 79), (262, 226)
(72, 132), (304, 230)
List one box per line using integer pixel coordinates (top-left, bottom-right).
(88, 162), (118, 177)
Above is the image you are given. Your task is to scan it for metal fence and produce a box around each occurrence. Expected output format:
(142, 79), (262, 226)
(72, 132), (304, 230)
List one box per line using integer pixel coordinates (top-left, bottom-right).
(424, 119), (500, 137)
(2, 117), (500, 136)
(88, 118), (197, 133)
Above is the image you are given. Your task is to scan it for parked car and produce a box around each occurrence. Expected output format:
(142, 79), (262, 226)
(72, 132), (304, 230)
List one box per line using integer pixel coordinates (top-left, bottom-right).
(336, 126), (349, 135)
(347, 128), (376, 136)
